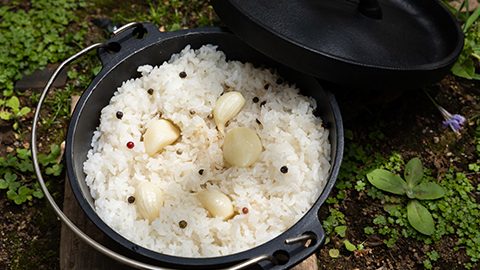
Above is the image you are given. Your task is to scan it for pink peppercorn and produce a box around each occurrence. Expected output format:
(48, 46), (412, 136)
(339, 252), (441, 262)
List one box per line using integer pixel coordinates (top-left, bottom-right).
(126, 141), (134, 149)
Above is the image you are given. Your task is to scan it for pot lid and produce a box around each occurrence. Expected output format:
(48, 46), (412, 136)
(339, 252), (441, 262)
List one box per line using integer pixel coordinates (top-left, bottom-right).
(212, 0), (464, 90)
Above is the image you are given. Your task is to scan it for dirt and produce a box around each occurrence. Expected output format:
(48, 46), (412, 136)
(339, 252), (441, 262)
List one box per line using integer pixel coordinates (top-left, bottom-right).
(316, 75), (480, 270)
(2, 71), (477, 270)
(1, 2), (479, 270)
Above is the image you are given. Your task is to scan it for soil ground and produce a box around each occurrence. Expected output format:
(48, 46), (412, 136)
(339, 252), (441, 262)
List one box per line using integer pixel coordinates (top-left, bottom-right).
(0, 1), (479, 269)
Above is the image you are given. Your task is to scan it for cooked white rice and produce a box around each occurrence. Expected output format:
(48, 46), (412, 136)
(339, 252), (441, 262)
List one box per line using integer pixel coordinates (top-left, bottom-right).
(83, 45), (331, 257)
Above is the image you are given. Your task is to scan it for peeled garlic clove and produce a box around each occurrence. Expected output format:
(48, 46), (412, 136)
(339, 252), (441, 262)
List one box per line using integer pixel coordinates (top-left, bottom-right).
(135, 181), (164, 222)
(223, 127), (262, 167)
(197, 189), (234, 220)
(144, 118), (180, 156)
(213, 91), (245, 133)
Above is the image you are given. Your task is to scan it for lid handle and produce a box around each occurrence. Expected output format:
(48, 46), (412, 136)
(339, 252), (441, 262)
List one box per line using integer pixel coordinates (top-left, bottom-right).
(358, 0), (382, 20)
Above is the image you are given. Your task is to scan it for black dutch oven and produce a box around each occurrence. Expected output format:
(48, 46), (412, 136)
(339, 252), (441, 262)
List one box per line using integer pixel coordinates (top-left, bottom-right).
(31, 0), (463, 269)
(68, 24), (344, 270)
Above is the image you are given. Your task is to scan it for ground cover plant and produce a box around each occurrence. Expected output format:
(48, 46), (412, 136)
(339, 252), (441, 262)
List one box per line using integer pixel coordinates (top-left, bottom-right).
(0, 0), (479, 269)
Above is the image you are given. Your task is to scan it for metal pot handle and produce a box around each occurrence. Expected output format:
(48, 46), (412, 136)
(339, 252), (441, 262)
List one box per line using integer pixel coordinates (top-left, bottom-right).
(31, 22), (315, 270)
(32, 39), (171, 270)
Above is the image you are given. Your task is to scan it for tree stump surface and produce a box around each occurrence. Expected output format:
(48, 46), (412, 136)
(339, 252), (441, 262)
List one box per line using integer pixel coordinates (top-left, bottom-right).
(59, 96), (318, 270)
(60, 96), (131, 270)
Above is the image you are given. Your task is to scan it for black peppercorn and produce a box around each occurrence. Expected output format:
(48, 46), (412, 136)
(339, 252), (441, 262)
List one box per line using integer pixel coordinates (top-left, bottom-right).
(189, 110), (196, 115)
(260, 101), (266, 107)
(179, 71), (187, 78)
(127, 196), (135, 204)
(198, 169), (204, 175)
(116, 111), (123, 119)
(147, 88), (154, 95)
(179, 220), (187, 229)
(280, 166), (288, 174)
(252, 97), (259, 103)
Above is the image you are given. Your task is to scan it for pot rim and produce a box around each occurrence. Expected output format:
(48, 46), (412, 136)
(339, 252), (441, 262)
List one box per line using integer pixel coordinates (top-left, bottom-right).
(65, 25), (344, 269)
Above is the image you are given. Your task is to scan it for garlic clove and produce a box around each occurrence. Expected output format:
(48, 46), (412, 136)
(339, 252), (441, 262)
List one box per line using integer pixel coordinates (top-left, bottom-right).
(197, 189), (234, 220)
(144, 118), (180, 156)
(213, 91), (245, 133)
(223, 127), (262, 167)
(135, 181), (164, 222)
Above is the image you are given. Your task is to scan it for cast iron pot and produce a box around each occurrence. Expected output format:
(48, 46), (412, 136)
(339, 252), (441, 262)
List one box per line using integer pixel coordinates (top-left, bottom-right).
(34, 22), (344, 270)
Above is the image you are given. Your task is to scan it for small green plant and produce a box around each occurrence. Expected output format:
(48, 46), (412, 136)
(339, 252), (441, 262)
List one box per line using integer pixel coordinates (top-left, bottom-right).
(322, 208), (346, 237)
(367, 158), (445, 235)
(0, 96), (31, 130)
(328, 248), (340, 258)
(446, 1), (480, 80)
(0, 96), (31, 120)
(0, 0), (86, 96)
(0, 144), (63, 205)
(423, 250), (440, 269)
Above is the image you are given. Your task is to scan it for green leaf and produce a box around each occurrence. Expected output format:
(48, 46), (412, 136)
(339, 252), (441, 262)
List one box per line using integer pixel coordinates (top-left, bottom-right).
(18, 160), (34, 173)
(344, 240), (357, 252)
(18, 185), (32, 196)
(4, 172), (17, 182)
(404, 157), (423, 187)
(464, 7), (480, 32)
(9, 181), (21, 192)
(0, 179), (8, 189)
(328, 248), (340, 258)
(334, 225), (347, 238)
(49, 144), (61, 157)
(3, 89), (14, 97)
(16, 148), (31, 160)
(468, 163), (480, 172)
(452, 58), (476, 79)
(5, 96), (20, 111)
(6, 189), (17, 201)
(366, 169), (407, 195)
(92, 65), (102, 76)
(324, 236), (330, 245)
(32, 189), (44, 199)
(412, 182), (445, 200)
(0, 110), (12, 120)
(17, 106), (31, 117)
(38, 144), (62, 165)
(407, 200), (435, 235)
(46, 164), (63, 176)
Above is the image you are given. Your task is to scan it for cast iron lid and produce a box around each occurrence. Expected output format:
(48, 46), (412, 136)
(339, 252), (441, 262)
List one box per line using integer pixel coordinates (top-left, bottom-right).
(212, 0), (464, 90)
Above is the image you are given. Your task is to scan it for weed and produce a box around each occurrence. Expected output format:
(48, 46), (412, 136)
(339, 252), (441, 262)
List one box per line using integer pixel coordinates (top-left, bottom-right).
(427, 250), (440, 261)
(0, 144), (63, 205)
(367, 158), (445, 235)
(444, 1), (480, 80)
(328, 125), (480, 267)
(109, 0), (217, 31)
(0, 96), (31, 131)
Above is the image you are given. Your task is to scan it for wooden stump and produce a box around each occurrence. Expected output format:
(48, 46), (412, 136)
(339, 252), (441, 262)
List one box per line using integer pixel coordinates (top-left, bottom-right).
(60, 96), (132, 269)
